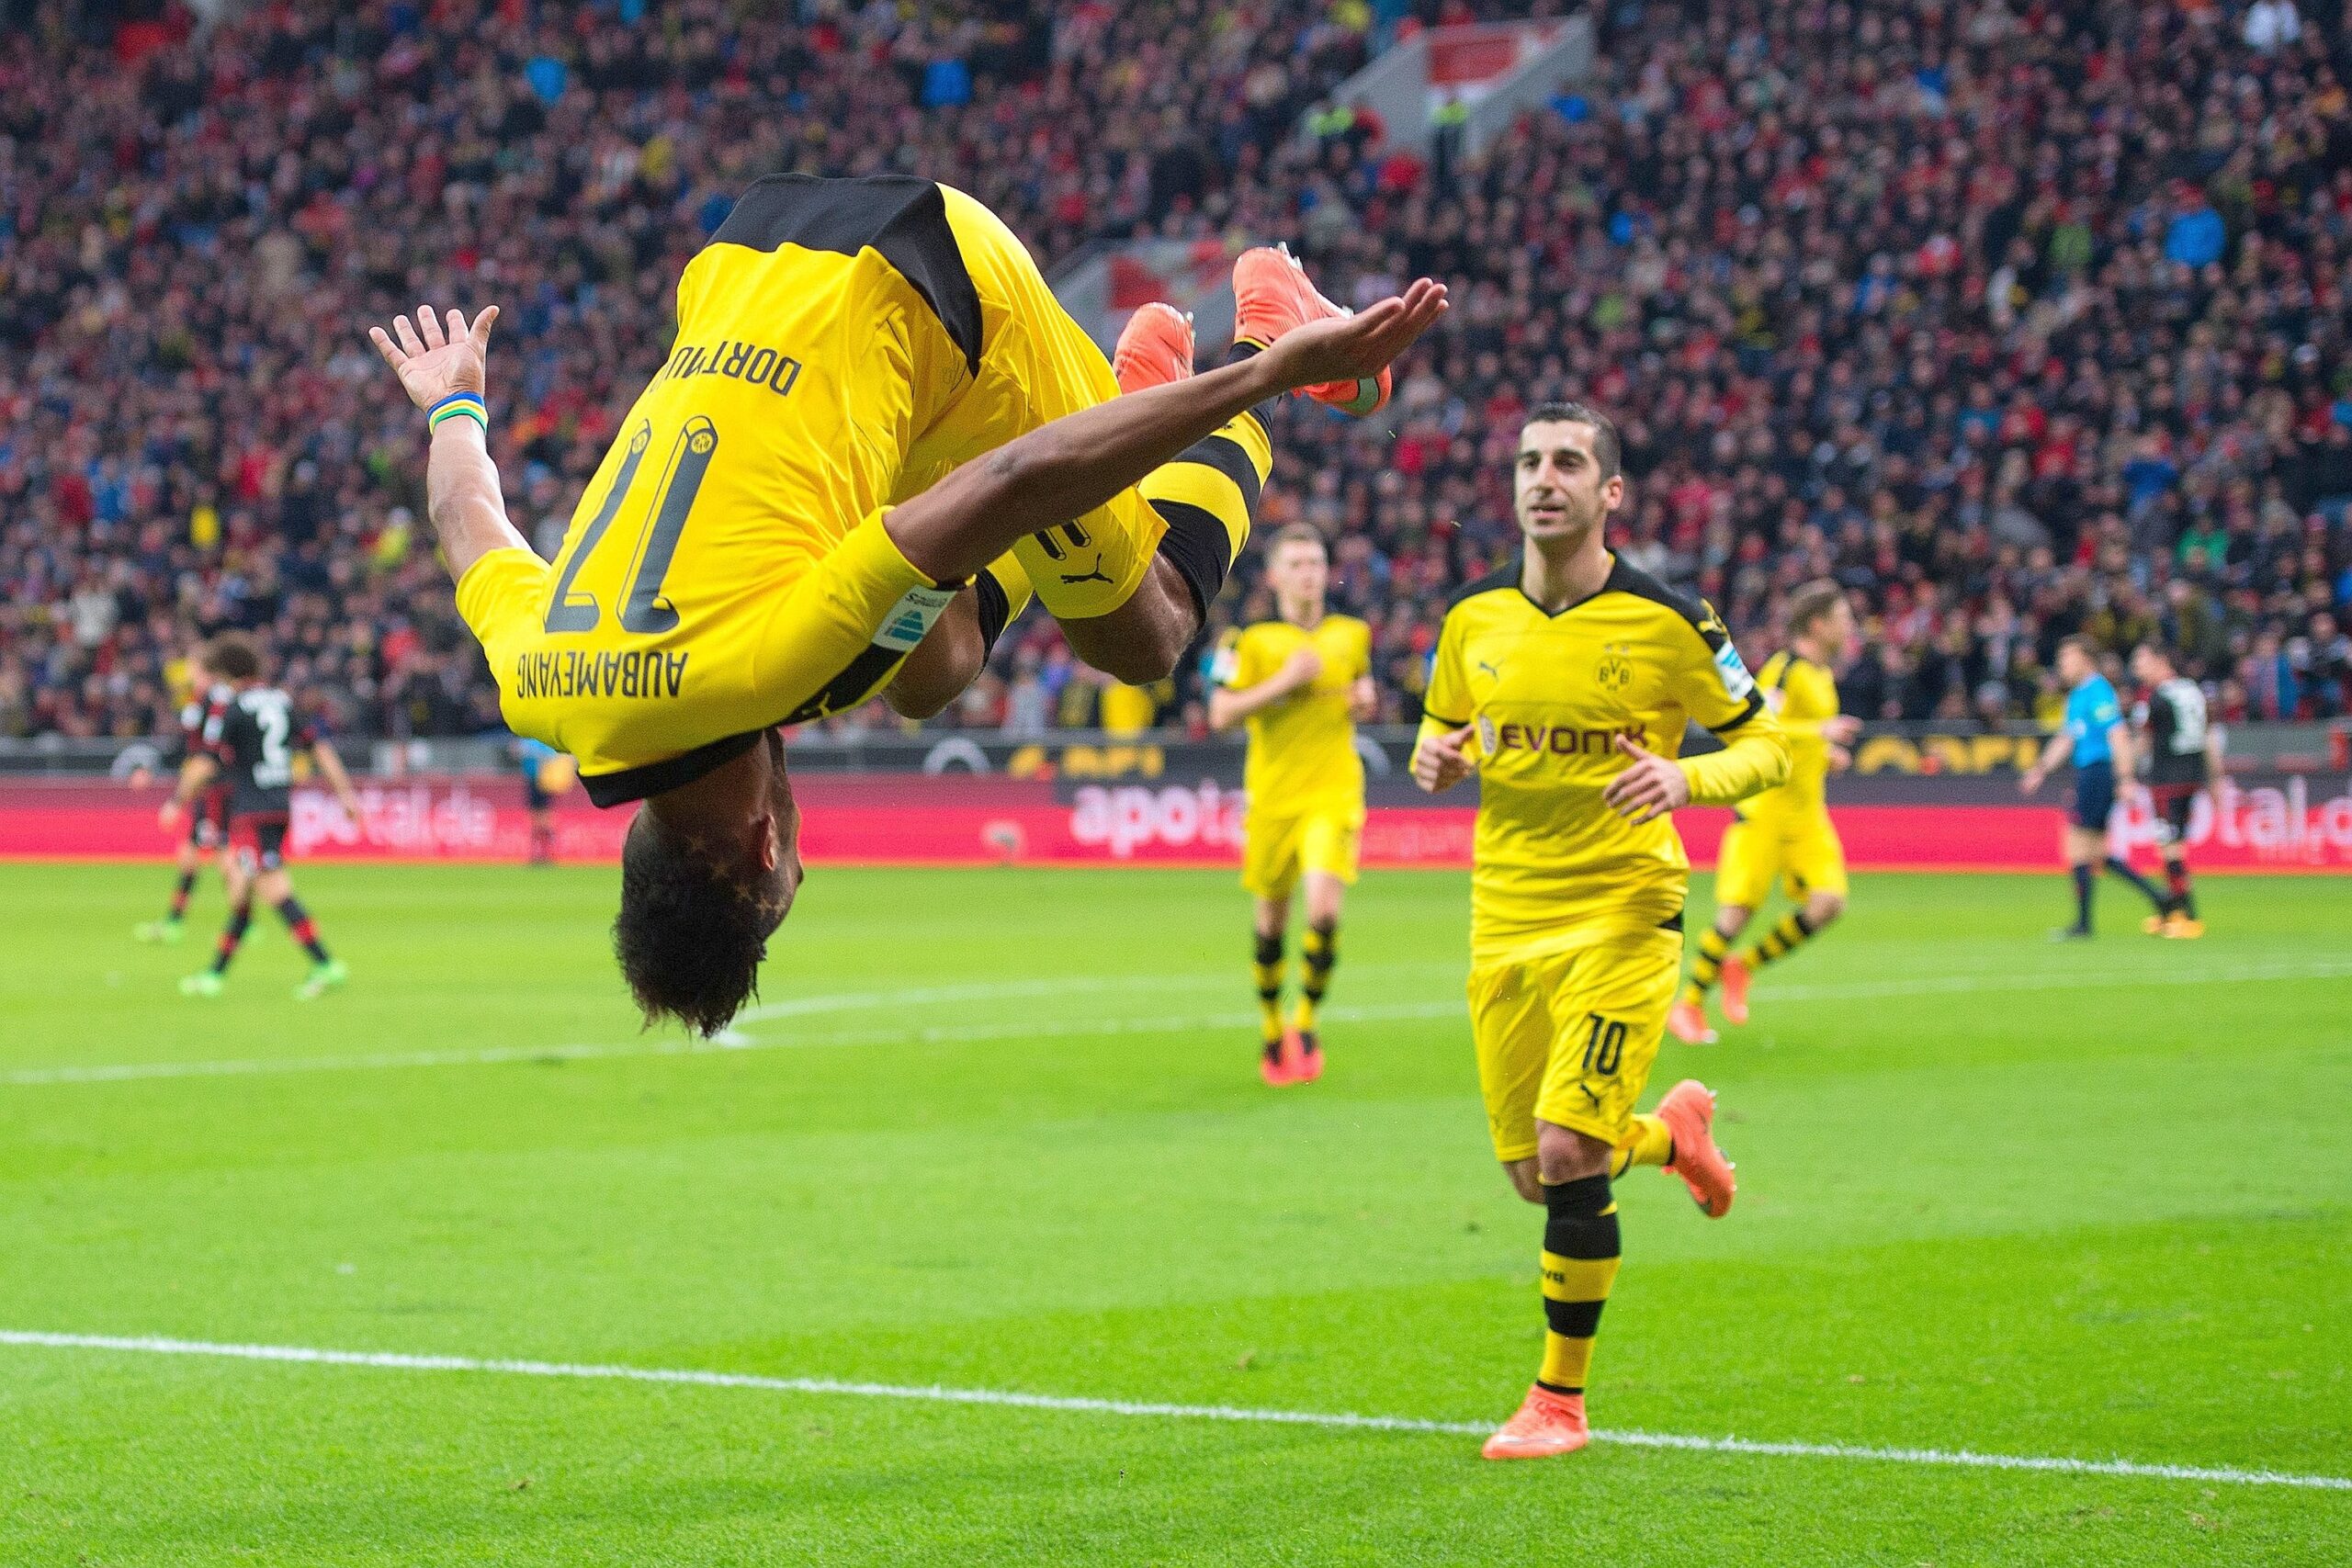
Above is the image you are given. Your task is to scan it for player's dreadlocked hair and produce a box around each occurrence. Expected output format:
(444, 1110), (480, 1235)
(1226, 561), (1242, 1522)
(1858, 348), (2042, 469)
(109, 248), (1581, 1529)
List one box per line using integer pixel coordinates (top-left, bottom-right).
(612, 812), (781, 1037)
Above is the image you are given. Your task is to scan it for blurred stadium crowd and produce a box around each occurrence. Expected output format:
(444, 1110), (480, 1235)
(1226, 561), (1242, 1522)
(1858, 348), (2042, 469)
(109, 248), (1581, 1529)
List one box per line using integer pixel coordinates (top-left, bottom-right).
(3, 0), (2350, 747)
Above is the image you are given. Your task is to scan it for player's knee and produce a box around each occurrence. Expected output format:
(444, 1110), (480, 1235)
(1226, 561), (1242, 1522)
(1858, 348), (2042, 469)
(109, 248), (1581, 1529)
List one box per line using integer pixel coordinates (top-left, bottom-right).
(1713, 905), (1750, 937)
(614, 816), (789, 1038)
(1503, 1159), (1546, 1205)
(1806, 893), (1845, 926)
(1534, 1122), (1612, 1187)
(1089, 623), (1187, 685)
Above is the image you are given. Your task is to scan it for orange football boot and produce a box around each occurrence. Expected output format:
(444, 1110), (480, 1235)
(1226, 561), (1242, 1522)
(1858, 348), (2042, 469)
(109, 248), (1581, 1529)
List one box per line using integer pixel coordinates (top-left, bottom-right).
(1259, 1038), (1295, 1088)
(1665, 996), (1717, 1045)
(1717, 953), (1753, 1025)
(1285, 1027), (1325, 1083)
(1656, 1078), (1736, 1218)
(1231, 244), (1390, 416)
(1480, 1384), (1589, 1461)
(1112, 301), (1195, 394)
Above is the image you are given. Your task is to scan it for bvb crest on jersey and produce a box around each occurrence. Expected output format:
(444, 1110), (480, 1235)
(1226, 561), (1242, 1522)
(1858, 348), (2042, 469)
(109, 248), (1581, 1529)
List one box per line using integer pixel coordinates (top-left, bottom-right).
(1594, 641), (1634, 694)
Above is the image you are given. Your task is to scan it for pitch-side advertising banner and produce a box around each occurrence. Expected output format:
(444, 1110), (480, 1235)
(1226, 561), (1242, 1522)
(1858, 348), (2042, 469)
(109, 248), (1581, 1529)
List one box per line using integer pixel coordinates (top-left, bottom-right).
(3, 773), (2346, 871)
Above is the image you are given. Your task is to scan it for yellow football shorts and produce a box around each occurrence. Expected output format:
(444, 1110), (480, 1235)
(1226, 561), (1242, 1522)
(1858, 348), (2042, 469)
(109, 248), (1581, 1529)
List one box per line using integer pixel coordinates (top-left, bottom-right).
(938, 191), (1265, 623)
(1239, 805), (1363, 898)
(1466, 928), (1682, 1161)
(1713, 810), (1849, 910)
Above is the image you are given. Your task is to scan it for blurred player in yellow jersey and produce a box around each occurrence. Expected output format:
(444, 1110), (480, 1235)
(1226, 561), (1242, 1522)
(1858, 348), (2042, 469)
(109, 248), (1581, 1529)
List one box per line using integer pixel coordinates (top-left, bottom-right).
(1413, 403), (1787, 1461)
(1670, 580), (1860, 1043)
(1208, 524), (1377, 1086)
(369, 172), (1446, 1034)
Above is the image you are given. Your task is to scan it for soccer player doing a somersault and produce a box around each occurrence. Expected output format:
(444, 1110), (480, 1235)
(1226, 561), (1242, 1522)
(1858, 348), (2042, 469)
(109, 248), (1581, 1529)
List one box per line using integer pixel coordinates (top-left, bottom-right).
(370, 175), (1445, 1034)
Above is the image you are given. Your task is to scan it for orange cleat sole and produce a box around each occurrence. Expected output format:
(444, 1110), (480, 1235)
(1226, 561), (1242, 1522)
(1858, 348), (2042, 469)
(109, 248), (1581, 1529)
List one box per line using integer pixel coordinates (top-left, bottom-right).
(1657, 1078), (1736, 1218)
(1112, 301), (1195, 394)
(1231, 244), (1392, 416)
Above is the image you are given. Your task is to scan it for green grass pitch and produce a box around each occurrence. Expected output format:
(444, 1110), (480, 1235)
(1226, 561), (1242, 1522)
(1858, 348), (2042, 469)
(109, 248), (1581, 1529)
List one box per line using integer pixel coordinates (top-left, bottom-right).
(1, 860), (2346, 1564)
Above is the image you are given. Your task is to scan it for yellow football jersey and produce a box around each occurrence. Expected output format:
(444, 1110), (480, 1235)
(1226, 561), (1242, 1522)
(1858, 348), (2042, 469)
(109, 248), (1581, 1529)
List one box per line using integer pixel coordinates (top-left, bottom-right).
(1421, 558), (1782, 961)
(1741, 650), (1838, 820)
(1217, 615), (1372, 812)
(458, 175), (1001, 804)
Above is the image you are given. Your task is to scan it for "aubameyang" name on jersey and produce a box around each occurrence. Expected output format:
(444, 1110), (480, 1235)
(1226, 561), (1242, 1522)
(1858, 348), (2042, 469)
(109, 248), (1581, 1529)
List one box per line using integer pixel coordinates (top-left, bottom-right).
(514, 649), (690, 701)
(650, 339), (803, 395)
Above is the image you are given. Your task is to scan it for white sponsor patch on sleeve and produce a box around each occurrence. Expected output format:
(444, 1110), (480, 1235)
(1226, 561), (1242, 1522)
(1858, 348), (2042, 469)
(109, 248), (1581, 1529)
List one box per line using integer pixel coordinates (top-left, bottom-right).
(1713, 637), (1757, 701)
(875, 584), (961, 652)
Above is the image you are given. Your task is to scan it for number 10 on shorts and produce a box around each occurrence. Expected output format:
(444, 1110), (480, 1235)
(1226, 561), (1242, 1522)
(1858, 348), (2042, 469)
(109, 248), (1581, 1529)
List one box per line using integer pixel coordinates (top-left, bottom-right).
(1581, 1013), (1627, 1077)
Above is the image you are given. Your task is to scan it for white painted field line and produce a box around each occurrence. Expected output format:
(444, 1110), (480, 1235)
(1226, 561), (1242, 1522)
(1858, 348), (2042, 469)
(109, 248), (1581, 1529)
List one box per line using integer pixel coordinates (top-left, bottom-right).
(4, 1329), (2345, 1494)
(1757, 956), (2352, 1003)
(0, 1001), (1460, 1087)
(8, 957), (2347, 1089)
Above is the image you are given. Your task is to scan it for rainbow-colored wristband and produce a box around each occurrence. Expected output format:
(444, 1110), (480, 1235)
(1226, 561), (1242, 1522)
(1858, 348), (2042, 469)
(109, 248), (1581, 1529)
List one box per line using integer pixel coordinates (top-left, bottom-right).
(426, 391), (488, 434)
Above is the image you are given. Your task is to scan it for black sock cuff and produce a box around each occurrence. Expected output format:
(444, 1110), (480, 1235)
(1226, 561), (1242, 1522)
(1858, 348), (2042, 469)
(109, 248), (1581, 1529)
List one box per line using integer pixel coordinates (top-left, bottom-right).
(1790, 909), (1816, 936)
(1542, 1173), (1612, 1218)
(973, 566), (1013, 659)
(1151, 500), (1236, 621)
(1252, 932), (1283, 965)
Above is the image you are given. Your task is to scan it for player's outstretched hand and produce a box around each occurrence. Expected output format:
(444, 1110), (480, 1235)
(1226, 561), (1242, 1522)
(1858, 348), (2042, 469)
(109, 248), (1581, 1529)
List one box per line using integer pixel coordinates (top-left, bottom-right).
(156, 799), (183, 834)
(2018, 765), (2044, 796)
(1266, 278), (1448, 393)
(369, 304), (500, 414)
(1412, 723), (1476, 794)
(1604, 734), (1691, 824)
(1822, 714), (1863, 745)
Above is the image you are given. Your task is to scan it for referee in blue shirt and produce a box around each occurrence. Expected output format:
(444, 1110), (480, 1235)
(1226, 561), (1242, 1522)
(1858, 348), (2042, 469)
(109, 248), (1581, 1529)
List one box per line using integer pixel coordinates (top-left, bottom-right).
(2020, 636), (2168, 938)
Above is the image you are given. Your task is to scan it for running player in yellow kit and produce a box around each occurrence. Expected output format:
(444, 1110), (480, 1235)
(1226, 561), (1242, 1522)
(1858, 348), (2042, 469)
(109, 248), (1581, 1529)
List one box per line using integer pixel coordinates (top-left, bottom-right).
(1669, 580), (1860, 1043)
(370, 175), (1445, 1033)
(1208, 524), (1376, 1086)
(1412, 402), (1787, 1461)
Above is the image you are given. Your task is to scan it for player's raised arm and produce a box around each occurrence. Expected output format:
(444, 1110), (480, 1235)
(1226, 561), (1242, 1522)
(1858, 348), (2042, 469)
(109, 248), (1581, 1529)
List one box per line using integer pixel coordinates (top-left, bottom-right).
(368, 304), (536, 581)
(1611, 601), (1789, 822)
(888, 281), (1448, 587)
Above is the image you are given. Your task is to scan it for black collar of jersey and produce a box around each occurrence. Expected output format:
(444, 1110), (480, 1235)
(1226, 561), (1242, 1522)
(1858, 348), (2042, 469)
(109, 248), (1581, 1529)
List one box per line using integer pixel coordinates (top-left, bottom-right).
(1445, 551), (1699, 623)
(581, 728), (767, 808)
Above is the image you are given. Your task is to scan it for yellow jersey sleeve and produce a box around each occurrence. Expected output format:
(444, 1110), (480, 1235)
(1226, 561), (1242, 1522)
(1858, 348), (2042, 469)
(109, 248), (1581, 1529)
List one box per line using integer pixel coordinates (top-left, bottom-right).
(455, 548), (559, 739)
(1423, 604), (1472, 726)
(1664, 597), (1766, 734)
(1666, 602), (1788, 807)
